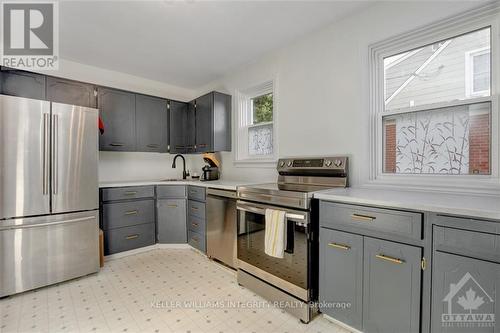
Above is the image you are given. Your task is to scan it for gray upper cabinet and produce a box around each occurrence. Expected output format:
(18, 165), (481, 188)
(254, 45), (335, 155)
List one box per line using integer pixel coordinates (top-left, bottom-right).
(46, 76), (97, 108)
(157, 198), (187, 244)
(186, 100), (197, 153)
(363, 237), (422, 333)
(98, 87), (136, 151)
(0, 68), (46, 100)
(194, 91), (231, 153)
(136, 94), (168, 152)
(169, 100), (188, 154)
(319, 228), (363, 331)
(431, 252), (500, 333)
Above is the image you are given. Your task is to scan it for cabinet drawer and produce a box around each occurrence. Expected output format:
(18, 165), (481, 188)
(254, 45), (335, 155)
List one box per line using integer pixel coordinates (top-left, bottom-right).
(188, 200), (205, 219)
(156, 185), (186, 199)
(320, 202), (422, 240)
(188, 215), (206, 234)
(188, 230), (206, 252)
(434, 226), (500, 263)
(102, 200), (154, 230)
(104, 223), (155, 255)
(188, 186), (206, 202)
(101, 186), (154, 201)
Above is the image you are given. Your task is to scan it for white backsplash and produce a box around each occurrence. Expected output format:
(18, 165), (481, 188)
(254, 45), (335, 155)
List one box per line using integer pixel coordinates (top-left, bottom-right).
(99, 152), (205, 182)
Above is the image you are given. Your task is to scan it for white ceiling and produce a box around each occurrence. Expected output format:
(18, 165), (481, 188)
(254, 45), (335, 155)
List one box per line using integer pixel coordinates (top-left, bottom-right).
(60, 1), (371, 89)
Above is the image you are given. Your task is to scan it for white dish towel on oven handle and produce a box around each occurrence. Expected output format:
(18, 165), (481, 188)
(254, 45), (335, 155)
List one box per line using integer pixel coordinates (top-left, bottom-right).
(264, 208), (286, 259)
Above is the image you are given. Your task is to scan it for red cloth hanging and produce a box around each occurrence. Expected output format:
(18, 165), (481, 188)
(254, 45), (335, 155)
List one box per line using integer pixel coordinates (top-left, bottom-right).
(98, 116), (104, 135)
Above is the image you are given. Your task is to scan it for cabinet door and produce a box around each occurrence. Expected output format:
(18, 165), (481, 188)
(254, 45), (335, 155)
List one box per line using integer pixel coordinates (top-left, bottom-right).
(98, 87), (136, 151)
(157, 199), (187, 243)
(186, 100), (196, 153)
(169, 100), (188, 154)
(0, 68), (46, 100)
(363, 237), (422, 333)
(46, 76), (96, 108)
(431, 252), (500, 333)
(319, 228), (363, 331)
(136, 94), (168, 152)
(195, 92), (213, 153)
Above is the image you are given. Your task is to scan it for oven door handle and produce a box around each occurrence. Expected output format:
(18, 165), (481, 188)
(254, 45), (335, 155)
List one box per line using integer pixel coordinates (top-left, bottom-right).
(236, 201), (308, 223)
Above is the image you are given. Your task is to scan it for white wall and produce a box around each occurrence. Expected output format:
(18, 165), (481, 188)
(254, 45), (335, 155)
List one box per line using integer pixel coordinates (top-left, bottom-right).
(37, 59), (207, 182)
(195, 1), (486, 185)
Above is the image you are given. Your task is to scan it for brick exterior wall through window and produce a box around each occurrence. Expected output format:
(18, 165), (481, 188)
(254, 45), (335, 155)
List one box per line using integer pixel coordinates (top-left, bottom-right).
(384, 121), (397, 173)
(469, 113), (490, 174)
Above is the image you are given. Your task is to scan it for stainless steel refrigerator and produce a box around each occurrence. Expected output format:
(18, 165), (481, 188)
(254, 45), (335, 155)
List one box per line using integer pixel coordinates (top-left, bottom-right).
(0, 94), (100, 297)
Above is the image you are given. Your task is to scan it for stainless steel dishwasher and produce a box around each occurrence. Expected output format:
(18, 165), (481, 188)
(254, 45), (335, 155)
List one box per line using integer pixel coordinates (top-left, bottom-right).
(206, 188), (237, 268)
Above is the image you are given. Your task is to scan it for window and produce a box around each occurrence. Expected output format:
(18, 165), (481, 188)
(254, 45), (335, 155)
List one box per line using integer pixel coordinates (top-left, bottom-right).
(235, 80), (277, 163)
(369, 7), (499, 191)
(466, 48), (491, 97)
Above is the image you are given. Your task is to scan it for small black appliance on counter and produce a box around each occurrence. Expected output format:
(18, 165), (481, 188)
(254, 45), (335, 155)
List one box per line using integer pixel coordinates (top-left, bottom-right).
(201, 153), (220, 181)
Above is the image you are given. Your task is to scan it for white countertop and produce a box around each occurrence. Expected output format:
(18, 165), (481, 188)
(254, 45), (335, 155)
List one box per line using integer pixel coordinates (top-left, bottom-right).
(314, 187), (500, 221)
(99, 179), (256, 191)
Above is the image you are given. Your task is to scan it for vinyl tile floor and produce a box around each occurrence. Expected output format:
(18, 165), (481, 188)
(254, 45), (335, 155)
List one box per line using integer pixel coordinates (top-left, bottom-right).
(0, 248), (351, 333)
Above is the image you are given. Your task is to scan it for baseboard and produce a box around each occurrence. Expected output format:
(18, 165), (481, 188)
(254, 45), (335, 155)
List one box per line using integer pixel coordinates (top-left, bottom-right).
(156, 243), (191, 249)
(322, 313), (362, 333)
(104, 243), (194, 261)
(104, 244), (158, 261)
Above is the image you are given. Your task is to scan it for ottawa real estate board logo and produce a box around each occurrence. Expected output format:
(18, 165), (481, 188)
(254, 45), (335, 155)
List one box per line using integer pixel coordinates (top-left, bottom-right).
(442, 272), (495, 330)
(1, 1), (59, 69)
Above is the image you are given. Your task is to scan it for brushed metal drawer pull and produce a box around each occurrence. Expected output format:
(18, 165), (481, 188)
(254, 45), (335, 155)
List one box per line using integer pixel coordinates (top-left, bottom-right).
(192, 237), (199, 242)
(351, 213), (376, 222)
(191, 207), (199, 211)
(376, 254), (404, 264)
(124, 191), (137, 195)
(192, 222), (199, 227)
(109, 142), (124, 147)
(126, 234), (139, 240)
(147, 144), (160, 148)
(124, 210), (138, 215)
(167, 204), (178, 208)
(328, 242), (351, 250)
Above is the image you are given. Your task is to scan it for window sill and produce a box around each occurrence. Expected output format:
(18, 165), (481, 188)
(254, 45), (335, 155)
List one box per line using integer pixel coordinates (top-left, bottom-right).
(233, 158), (277, 168)
(364, 174), (500, 196)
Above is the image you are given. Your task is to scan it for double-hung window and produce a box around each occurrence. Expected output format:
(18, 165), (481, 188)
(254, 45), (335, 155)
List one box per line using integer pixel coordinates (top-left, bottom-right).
(369, 7), (499, 191)
(235, 80), (277, 163)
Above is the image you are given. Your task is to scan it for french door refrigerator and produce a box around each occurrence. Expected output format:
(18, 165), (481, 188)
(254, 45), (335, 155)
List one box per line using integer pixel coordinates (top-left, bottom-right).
(0, 94), (100, 297)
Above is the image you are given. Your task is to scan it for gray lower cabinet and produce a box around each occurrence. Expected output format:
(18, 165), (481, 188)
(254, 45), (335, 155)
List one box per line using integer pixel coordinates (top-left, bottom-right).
(363, 237), (422, 333)
(157, 199), (187, 243)
(0, 68), (46, 100)
(105, 223), (155, 255)
(136, 94), (168, 152)
(431, 251), (500, 333)
(188, 229), (206, 252)
(319, 228), (363, 331)
(98, 87), (136, 151)
(46, 76), (97, 108)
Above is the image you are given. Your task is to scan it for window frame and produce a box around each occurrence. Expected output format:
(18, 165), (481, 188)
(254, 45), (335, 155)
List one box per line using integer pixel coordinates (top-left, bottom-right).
(367, 4), (500, 193)
(234, 79), (278, 166)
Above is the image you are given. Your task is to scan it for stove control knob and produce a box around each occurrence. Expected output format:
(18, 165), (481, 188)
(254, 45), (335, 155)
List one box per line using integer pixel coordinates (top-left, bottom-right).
(279, 160), (285, 167)
(334, 159), (343, 167)
(324, 160), (332, 167)
(287, 161), (293, 167)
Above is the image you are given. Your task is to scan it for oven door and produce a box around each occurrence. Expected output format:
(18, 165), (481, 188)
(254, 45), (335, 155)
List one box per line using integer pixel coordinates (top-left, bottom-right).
(236, 200), (310, 301)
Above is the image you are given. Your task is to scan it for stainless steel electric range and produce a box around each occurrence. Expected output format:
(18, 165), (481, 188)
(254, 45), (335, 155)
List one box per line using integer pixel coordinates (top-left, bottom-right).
(236, 156), (349, 323)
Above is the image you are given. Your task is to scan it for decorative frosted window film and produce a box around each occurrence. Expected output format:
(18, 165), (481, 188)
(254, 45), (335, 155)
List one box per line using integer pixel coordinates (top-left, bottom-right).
(248, 123), (273, 156)
(383, 102), (491, 175)
(384, 28), (491, 111)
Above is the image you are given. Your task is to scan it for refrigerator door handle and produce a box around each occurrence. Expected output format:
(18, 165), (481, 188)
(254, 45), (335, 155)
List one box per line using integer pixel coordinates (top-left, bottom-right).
(42, 113), (50, 195)
(0, 216), (95, 231)
(52, 114), (59, 195)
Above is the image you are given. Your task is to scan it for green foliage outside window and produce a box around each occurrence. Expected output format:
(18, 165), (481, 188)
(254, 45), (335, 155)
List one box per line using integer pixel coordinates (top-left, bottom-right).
(252, 93), (273, 124)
